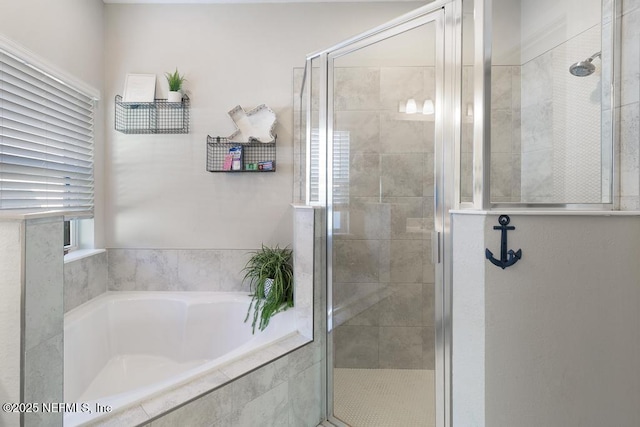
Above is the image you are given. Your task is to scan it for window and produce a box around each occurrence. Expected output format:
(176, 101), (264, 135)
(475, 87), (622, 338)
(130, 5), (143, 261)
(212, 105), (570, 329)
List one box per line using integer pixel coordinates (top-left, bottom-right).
(309, 129), (350, 205)
(331, 131), (350, 234)
(63, 219), (78, 253)
(64, 220), (71, 247)
(332, 130), (350, 206)
(0, 48), (95, 216)
(309, 129), (350, 233)
(309, 128), (321, 203)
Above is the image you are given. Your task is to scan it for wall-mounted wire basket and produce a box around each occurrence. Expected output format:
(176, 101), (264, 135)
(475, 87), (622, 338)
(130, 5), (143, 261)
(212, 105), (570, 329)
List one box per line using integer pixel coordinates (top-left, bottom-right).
(206, 135), (276, 173)
(115, 95), (190, 134)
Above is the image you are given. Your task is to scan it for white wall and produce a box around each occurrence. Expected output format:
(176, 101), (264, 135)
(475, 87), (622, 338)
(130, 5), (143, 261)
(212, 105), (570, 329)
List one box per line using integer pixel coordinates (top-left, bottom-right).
(452, 212), (640, 427)
(520, 0), (601, 64)
(490, 0), (601, 66)
(492, 0), (522, 65)
(451, 214), (485, 427)
(463, 0), (522, 66)
(0, 0), (104, 89)
(0, 0), (106, 247)
(103, 2), (423, 249)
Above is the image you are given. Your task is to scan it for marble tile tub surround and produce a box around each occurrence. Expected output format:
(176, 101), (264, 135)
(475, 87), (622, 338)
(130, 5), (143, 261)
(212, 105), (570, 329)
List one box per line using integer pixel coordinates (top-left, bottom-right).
(107, 249), (253, 292)
(293, 205), (316, 339)
(24, 217), (64, 427)
(104, 208), (316, 337)
(85, 333), (323, 427)
(64, 250), (107, 313)
(0, 214), (68, 427)
(95, 206), (317, 335)
(86, 207), (325, 426)
(0, 220), (21, 427)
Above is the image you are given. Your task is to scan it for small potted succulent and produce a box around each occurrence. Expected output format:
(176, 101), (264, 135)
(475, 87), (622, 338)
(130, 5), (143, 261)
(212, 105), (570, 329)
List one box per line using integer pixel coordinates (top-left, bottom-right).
(243, 244), (294, 333)
(165, 68), (186, 103)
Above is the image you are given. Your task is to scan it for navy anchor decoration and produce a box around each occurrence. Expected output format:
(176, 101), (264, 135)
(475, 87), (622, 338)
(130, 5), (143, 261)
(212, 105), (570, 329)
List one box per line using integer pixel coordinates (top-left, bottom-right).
(485, 215), (522, 269)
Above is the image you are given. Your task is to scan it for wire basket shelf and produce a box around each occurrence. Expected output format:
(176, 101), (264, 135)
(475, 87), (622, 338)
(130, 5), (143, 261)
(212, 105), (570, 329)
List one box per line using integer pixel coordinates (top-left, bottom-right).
(206, 135), (276, 173)
(115, 95), (190, 134)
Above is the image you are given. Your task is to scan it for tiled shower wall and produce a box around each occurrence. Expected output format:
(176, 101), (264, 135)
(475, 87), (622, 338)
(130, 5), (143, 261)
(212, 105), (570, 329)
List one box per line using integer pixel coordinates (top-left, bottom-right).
(515, 1), (640, 207)
(320, 66), (437, 370)
(461, 65), (522, 203)
(619, 0), (640, 210)
(290, 2), (640, 369)
(490, 65), (522, 203)
(485, 25), (604, 205)
(474, 7), (640, 206)
(520, 25), (602, 203)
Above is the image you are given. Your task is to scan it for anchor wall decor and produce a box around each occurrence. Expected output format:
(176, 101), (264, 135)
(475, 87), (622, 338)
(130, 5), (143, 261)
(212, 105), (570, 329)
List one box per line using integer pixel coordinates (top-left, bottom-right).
(485, 215), (522, 269)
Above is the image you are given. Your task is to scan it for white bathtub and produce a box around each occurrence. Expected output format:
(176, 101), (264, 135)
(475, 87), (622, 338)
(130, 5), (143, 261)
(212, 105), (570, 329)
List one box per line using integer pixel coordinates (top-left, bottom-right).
(64, 291), (297, 426)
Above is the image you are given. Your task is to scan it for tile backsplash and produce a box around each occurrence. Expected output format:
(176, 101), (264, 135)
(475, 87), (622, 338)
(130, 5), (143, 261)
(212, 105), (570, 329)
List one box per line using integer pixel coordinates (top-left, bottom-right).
(106, 249), (252, 292)
(64, 248), (259, 304)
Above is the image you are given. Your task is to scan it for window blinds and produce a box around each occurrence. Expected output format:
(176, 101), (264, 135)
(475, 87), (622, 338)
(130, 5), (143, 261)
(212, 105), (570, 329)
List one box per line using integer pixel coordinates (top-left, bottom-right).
(309, 128), (321, 203)
(0, 50), (94, 215)
(309, 129), (350, 205)
(332, 131), (350, 205)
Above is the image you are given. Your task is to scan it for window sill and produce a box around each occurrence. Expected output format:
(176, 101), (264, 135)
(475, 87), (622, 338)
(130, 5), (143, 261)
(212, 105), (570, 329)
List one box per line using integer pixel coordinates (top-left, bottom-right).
(64, 248), (106, 264)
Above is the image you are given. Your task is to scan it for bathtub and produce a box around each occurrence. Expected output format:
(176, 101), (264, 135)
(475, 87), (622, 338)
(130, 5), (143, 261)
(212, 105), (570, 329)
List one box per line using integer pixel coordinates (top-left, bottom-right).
(63, 291), (297, 426)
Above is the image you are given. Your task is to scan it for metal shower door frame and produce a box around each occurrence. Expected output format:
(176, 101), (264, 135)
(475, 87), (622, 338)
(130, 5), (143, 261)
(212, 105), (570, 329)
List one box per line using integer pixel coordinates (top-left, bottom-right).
(307, 1), (462, 426)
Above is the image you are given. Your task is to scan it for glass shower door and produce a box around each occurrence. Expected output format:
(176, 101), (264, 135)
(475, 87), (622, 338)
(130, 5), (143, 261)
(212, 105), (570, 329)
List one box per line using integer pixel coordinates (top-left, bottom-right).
(327, 10), (444, 427)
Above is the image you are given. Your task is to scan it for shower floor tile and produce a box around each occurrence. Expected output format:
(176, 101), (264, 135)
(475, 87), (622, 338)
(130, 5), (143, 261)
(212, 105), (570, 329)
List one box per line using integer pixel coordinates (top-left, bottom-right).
(333, 368), (435, 427)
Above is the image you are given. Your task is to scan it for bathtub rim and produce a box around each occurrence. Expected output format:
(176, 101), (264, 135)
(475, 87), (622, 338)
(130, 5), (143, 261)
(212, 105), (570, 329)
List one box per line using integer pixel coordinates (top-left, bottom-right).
(64, 290), (263, 323)
(63, 291), (313, 426)
(97, 331), (313, 426)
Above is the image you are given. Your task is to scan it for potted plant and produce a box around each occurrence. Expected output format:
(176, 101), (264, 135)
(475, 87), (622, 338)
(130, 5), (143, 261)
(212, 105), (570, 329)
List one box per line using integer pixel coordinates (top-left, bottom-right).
(243, 244), (294, 333)
(165, 68), (186, 103)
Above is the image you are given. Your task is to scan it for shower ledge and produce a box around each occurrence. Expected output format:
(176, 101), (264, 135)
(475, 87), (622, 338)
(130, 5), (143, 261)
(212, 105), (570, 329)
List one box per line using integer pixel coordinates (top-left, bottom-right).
(450, 210), (640, 217)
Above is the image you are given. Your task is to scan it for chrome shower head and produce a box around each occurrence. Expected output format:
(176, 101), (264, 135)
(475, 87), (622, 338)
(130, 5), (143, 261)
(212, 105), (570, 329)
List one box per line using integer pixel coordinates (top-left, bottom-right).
(569, 51), (601, 77)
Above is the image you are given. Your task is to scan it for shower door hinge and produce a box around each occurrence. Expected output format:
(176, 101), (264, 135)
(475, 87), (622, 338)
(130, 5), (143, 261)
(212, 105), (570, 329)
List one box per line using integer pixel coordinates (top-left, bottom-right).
(431, 231), (441, 264)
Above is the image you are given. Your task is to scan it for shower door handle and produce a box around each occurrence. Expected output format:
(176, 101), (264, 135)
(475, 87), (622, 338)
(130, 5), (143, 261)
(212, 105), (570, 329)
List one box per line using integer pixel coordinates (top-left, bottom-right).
(431, 231), (441, 264)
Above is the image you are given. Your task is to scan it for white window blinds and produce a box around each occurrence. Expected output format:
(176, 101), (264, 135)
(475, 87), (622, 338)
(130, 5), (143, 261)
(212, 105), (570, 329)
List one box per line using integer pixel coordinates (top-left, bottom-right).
(309, 128), (321, 203)
(332, 130), (350, 205)
(309, 129), (350, 205)
(0, 50), (95, 215)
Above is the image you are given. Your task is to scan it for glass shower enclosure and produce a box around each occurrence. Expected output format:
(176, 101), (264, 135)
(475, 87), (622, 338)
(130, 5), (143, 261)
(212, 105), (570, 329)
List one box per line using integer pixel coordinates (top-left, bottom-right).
(294, 0), (617, 425)
(297, 1), (461, 425)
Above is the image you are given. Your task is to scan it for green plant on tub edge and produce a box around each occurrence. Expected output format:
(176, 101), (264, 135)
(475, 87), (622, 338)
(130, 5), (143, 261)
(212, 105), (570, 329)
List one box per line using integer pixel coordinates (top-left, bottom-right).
(243, 244), (294, 333)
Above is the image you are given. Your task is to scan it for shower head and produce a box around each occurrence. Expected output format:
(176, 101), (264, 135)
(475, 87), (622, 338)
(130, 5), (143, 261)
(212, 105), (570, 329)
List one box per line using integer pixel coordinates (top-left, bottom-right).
(569, 51), (601, 77)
